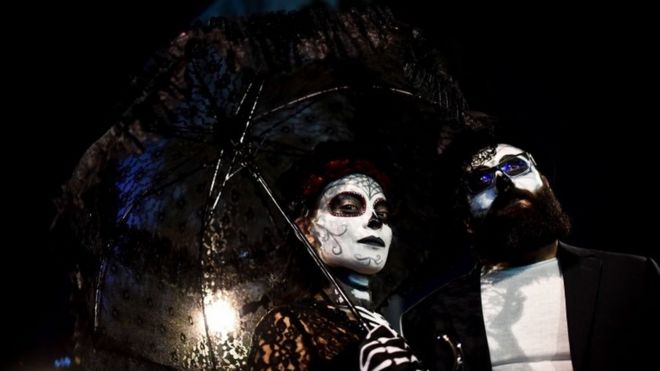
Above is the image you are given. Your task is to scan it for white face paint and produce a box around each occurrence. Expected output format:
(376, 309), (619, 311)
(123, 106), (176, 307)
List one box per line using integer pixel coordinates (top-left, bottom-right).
(467, 143), (543, 218)
(309, 174), (392, 275)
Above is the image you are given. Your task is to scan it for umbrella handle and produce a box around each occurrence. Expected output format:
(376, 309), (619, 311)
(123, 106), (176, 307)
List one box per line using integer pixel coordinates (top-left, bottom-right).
(246, 164), (371, 334)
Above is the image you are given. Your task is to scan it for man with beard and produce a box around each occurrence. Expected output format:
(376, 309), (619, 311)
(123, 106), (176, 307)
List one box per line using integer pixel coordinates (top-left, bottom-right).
(400, 143), (660, 371)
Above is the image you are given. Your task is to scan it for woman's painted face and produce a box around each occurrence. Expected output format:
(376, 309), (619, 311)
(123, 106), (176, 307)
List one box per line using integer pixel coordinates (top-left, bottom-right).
(309, 174), (392, 275)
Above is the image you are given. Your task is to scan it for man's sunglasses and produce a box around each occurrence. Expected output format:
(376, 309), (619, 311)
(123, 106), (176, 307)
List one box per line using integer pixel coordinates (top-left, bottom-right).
(466, 152), (536, 193)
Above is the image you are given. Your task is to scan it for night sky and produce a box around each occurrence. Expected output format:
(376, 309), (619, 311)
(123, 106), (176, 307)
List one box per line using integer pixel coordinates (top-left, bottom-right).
(8, 1), (657, 368)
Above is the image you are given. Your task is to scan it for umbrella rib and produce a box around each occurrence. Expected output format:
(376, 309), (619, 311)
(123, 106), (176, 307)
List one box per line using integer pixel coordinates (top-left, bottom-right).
(93, 258), (108, 332)
(238, 81), (264, 145)
(251, 84), (450, 123)
(373, 85), (446, 107)
(209, 81), (265, 214)
(209, 82), (263, 214)
(235, 81), (255, 116)
(203, 81), (257, 200)
(207, 149), (225, 198)
(252, 85), (352, 120)
(236, 100), (316, 164)
(250, 99), (316, 140)
(225, 166), (245, 181)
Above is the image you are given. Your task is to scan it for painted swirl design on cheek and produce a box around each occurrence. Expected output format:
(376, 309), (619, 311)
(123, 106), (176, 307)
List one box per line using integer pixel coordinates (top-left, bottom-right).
(312, 222), (347, 256)
(354, 254), (383, 266)
(331, 233), (343, 255)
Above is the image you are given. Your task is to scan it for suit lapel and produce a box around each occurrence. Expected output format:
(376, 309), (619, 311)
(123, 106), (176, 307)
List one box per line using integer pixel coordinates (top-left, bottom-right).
(441, 268), (492, 371)
(558, 243), (602, 371)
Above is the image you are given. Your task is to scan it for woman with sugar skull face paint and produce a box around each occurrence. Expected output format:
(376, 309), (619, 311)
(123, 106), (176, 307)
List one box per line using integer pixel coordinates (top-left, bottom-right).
(247, 150), (424, 371)
(305, 173), (393, 302)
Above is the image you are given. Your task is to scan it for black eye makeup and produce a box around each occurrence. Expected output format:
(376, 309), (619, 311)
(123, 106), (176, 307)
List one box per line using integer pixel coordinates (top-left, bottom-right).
(328, 192), (366, 217)
(373, 199), (390, 223)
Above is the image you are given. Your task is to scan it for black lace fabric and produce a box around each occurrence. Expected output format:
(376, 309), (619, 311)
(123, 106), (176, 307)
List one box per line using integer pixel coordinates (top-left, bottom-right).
(247, 298), (364, 371)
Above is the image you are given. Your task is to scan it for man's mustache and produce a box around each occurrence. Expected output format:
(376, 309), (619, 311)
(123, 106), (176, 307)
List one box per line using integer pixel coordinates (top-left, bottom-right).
(488, 188), (538, 215)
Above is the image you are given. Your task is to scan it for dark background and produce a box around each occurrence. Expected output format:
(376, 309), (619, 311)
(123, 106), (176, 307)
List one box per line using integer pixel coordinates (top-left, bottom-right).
(8, 0), (657, 368)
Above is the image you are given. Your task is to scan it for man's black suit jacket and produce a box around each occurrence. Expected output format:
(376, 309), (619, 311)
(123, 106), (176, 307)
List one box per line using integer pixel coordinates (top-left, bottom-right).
(401, 243), (660, 371)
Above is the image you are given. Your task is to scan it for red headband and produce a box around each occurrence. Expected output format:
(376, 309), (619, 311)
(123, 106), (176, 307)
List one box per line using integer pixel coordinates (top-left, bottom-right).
(300, 158), (390, 205)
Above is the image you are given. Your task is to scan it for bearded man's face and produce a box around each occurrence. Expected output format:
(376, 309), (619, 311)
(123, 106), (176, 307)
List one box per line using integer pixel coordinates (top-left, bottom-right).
(465, 144), (571, 262)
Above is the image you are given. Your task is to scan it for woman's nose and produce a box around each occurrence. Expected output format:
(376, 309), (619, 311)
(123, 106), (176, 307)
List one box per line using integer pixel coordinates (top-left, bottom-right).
(367, 212), (383, 229)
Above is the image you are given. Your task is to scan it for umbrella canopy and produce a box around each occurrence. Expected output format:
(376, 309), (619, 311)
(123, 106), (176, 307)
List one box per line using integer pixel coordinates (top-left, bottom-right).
(59, 7), (478, 370)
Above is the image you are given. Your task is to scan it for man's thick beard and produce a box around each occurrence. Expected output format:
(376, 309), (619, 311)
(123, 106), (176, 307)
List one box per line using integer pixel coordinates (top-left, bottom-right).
(471, 185), (571, 263)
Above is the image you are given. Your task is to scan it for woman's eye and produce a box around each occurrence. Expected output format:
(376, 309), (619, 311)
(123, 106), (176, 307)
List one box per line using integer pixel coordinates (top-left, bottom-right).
(337, 201), (361, 216)
(340, 204), (359, 212)
(329, 193), (365, 216)
(374, 202), (389, 222)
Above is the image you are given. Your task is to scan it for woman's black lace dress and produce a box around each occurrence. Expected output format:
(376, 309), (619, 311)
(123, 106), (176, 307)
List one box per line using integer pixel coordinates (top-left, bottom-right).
(247, 296), (366, 371)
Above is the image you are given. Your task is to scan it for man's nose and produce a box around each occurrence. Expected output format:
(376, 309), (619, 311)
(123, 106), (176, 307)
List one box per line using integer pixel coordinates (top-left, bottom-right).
(367, 212), (383, 229)
(495, 170), (513, 192)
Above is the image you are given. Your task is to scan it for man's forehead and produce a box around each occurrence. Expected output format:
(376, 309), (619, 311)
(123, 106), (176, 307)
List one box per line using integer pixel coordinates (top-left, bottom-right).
(470, 143), (525, 169)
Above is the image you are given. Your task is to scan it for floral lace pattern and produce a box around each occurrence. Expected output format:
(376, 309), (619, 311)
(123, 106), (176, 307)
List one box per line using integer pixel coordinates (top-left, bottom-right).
(247, 299), (363, 370)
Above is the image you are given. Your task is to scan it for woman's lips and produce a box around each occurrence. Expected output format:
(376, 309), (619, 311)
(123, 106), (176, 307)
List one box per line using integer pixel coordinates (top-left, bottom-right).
(357, 236), (385, 247)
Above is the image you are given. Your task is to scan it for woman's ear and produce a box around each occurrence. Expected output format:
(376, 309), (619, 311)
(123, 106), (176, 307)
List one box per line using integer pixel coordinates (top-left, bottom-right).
(294, 216), (308, 232)
(295, 216), (318, 247)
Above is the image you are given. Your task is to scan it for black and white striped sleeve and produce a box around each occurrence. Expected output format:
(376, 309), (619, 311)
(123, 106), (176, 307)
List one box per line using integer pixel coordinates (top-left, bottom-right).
(359, 324), (427, 371)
